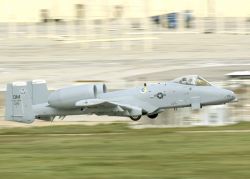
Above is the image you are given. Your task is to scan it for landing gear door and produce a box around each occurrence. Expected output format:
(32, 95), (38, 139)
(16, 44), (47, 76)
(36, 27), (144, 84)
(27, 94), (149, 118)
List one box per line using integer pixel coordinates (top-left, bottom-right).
(191, 96), (201, 110)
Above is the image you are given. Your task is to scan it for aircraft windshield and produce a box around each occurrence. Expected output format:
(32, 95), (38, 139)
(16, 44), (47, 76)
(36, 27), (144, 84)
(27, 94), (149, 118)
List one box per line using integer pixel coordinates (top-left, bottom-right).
(173, 75), (211, 86)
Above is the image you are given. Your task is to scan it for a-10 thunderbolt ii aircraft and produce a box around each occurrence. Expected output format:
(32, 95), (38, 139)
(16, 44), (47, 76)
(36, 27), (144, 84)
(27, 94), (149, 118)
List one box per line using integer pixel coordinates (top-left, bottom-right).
(5, 75), (236, 123)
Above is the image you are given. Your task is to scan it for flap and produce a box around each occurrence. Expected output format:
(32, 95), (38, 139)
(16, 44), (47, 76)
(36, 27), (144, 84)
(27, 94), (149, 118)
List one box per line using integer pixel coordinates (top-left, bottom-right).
(75, 99), (143, 115)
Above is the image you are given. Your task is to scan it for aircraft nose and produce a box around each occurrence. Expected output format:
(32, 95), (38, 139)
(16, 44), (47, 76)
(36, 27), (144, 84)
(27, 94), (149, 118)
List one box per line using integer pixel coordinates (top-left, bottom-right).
(224, 89), (236, 102)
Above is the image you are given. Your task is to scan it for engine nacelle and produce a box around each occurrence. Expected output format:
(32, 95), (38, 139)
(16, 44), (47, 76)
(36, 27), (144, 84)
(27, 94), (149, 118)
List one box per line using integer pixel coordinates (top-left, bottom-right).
(95, 83), (107, 96)
(48, 85), (97, 108)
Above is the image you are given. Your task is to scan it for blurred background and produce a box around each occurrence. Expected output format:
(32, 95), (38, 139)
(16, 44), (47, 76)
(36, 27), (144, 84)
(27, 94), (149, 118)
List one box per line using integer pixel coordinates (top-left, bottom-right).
(0, 0), (249, 127)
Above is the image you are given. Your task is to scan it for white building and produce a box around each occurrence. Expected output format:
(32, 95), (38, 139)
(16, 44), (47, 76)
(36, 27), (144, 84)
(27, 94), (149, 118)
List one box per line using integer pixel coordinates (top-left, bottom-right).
(0, 0), (249, 23)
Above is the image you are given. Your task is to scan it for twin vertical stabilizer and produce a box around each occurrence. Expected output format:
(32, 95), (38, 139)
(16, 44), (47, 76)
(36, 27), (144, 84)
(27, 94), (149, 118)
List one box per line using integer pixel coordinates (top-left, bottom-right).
(5, 80), (48, 123)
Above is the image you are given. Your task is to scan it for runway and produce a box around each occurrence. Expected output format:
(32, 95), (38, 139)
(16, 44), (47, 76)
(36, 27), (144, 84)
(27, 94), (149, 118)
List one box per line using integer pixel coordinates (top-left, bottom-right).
(178, 129), (250, 133)
(0, 132), (125, 137)
(2, 129), (250, 137)
(0, 33), (250, 90)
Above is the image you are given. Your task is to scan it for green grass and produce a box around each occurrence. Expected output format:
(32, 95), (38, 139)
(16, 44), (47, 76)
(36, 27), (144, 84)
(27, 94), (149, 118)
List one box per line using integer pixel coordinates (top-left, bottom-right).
(1, 122), (250, 179)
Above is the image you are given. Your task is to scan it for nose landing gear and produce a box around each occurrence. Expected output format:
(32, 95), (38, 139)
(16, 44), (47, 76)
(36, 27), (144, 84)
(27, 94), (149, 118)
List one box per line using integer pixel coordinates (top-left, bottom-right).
(129, 115), (141, 121)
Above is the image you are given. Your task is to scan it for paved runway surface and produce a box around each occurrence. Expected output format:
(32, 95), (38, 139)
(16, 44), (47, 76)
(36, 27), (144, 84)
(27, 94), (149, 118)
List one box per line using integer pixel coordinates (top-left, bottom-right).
(0, 33), (249, 90)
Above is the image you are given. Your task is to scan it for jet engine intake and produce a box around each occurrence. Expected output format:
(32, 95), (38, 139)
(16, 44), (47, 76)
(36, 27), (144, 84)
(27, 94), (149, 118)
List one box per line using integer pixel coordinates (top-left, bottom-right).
(48, 85), (97, 108)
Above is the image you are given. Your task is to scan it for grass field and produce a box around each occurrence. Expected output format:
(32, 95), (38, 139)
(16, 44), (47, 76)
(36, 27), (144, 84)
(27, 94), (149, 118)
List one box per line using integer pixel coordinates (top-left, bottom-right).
(1, 123), (250, 179)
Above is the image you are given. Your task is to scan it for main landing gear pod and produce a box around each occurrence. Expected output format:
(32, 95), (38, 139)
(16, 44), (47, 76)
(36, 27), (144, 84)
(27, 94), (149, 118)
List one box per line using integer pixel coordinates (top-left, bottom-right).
(147, 113), (158, 119)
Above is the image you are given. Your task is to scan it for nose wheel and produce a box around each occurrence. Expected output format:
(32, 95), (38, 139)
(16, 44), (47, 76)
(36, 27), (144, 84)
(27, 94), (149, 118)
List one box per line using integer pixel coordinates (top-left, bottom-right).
(129, 115), (141, 121)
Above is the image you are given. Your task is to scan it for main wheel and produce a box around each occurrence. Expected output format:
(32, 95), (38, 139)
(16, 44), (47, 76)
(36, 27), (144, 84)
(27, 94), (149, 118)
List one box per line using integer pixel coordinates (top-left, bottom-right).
(129, 115), (141, 121)
(147, 113), (158, 119)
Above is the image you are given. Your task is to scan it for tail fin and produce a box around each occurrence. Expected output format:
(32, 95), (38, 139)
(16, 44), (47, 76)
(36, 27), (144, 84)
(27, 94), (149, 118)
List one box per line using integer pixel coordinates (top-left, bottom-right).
(5, 82), (35, 123)
(27, 80), (48, 105)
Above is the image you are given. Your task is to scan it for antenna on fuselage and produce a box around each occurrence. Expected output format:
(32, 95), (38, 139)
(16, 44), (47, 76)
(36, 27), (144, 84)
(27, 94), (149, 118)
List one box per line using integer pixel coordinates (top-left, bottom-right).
(142, 82), (148, 93)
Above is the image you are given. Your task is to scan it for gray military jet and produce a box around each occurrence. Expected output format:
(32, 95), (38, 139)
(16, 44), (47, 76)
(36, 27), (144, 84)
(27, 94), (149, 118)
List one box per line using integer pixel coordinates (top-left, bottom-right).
(5, 75), (236, 123)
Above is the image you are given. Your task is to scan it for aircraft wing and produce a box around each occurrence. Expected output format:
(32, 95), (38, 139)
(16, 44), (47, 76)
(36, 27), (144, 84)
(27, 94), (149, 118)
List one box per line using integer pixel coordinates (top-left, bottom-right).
(75, 99), (143, 116)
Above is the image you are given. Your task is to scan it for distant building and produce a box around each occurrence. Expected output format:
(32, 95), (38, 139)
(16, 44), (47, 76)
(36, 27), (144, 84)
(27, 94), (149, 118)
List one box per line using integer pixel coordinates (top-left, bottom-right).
(0, 0), (249, 23)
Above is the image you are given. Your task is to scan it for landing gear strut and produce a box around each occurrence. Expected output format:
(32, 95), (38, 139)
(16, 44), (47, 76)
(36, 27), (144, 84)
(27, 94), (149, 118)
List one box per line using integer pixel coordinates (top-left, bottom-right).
(129, 115), (141, 121)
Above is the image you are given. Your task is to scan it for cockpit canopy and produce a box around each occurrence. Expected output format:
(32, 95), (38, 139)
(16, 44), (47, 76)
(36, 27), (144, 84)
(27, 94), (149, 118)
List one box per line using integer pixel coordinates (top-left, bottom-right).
(172, 75), (212, 86)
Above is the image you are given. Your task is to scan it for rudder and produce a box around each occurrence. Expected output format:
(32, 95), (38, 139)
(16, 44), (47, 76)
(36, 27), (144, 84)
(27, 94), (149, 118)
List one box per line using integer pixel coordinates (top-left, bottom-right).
(5, 82), (35, 123)
(27, 79), (48, 105)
